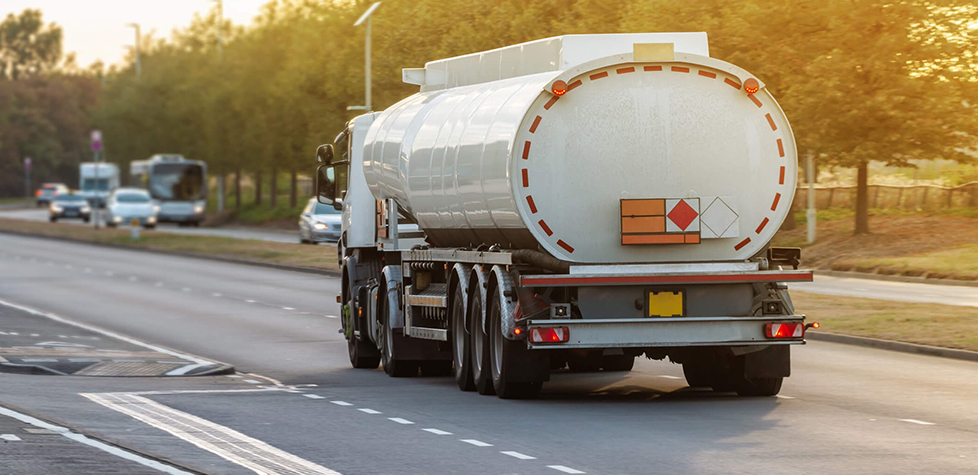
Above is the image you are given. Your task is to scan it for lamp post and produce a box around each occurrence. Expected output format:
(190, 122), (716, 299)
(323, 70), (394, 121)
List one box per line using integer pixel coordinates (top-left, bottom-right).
(126, 23), (141, 79)
(348, 2), (381, 112)
(211, 0), (226, 212)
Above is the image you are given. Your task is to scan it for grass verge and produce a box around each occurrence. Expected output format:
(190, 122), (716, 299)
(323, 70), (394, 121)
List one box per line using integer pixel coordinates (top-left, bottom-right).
(793, 291), (978, 352)
(830, 245), (978, 280)
(0, 218), (338, 273)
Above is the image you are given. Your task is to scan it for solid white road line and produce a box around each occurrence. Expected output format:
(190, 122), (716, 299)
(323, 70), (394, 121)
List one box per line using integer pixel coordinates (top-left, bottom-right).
(324, 315), (339, 319)
(281, 307), (296, 311)
(421, 428), (452, 435)
(303, 394), (325, 400)
(0, 405), (192, 475)
(358, 408), (381, 414)
(548, 465), (586, 474)
(388, 417), (414, 425)
(84, 393), (340, 475)
(899, 418), (936, 425)
(330, 401), (353, 406)
(501, 451), (536, 460)
(460, 439), (493, 447)
(243, 379), (261, 384)
(0, 299), (218, 377)
(0, 434), (21, 441)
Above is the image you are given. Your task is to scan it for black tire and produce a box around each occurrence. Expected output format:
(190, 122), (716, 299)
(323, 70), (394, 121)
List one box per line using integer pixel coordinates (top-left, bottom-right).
(144, 225), (155, 229)
(49, 217), (56, 223)
(682, 362), (714, 388)
(379, 285), (418, 378)
(451, 284), (475, 391)
(602, 355), (635, 372)
(734, 376), (783, 397)
(192, 222), (200, 227)
(489, 287), (542, 400)
(348, 337), (380, 369)
(420, 360), (453, 377)
(469, 289), (495, 395)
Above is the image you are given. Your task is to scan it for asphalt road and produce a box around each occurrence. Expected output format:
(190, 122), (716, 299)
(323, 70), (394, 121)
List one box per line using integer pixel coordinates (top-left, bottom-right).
(793, 274), (978, 308)
(0, 208), (299, 244)
(1, 233), (977, 474)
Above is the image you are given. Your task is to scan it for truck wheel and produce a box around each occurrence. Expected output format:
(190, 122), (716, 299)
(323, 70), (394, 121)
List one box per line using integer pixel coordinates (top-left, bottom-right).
(734, 376), (783, 397)
(602, 355), (635, 372)
(379, 290), (418, 378)
(682, 362), (714, 388)
(489, 288), (542, 400)
(49, 217), (57, 223)
(469, 289), (495, 395)
(348, 338), (380, 369)
(451, 284), (475, 391)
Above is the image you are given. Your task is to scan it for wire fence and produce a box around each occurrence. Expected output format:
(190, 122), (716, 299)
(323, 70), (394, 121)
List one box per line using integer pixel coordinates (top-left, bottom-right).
(795, 182), (978, 211)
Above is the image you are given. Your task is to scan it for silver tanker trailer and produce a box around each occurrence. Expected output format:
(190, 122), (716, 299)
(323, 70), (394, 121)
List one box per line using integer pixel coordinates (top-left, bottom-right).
(315, 33), (815, 399)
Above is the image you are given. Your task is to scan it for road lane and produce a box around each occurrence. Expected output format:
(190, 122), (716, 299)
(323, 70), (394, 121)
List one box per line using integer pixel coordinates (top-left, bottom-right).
(0, 208), (300, 244)
(2, 233), (978, 474)
(793, 274), (978, 307)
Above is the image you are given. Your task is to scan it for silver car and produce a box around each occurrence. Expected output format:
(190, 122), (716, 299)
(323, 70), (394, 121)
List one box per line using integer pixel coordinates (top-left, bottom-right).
(298, 198), (342, 244)
(106, 188), (158, 229)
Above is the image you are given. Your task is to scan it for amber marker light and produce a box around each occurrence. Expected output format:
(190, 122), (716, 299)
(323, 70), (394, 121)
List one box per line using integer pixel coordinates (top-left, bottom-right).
(551, 80), (568, 96)
(744, 78), (760, 94)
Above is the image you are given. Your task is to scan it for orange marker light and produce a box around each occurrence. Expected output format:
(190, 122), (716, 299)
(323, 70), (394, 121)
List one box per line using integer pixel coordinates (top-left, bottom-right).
(551, 80), (568, 96)
(744, 78), (760, 94)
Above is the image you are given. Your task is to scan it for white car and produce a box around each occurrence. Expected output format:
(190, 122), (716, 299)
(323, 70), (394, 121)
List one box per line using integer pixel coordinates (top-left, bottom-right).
(106, 188), (158, 229)
(298, 197), (342, 244)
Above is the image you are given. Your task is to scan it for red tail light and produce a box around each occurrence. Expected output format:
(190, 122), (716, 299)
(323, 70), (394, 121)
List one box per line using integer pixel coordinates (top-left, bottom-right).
(765, 323), (804, 338)
(529, 327), (569, 343)
(35, 190), (42, 197)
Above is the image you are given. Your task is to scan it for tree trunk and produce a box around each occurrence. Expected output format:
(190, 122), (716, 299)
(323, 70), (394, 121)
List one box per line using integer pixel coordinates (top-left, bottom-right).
(235, 168), (241, 209)
(290, 170), (297, 208)
(854, 162), (870, 235)
(255, 171), (263, 206)
(270, 168), (278, 207)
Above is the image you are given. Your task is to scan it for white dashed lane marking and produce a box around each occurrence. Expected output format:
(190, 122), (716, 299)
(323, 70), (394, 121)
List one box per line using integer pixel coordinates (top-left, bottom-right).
(501, 451), (536, 460)
(303, 394), (325, 400)
(212, 293), (222, 297)
(1, 434), (22, 441)
(324, 315), (339, 319)
(899, 418), (935, 425)
(775, 395), (795, 399)
(281, 307), (296, 311)
(330, 401), (353, 406)
(549, 465), (586, 474)
(245, 300), (256, 303)
(461, 439), (493, 447)
(242, 380), (261, 384)
(421, 428), (452, 435)
(388, 417), (414, 425)
(358, 408), (381, 414)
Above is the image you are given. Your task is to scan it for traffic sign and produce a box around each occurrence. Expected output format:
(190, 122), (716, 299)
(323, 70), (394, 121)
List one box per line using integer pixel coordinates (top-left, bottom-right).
(23, 157), (31, 170)
(91, 130), (102, 152)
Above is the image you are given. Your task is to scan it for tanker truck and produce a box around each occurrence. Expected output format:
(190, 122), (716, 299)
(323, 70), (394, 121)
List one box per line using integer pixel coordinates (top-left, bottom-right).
(315, 33), (814, 399)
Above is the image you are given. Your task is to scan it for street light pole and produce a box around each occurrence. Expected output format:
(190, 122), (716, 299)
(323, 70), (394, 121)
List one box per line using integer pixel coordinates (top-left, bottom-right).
(126, 23), (141, 79)
(348, 2), (381, 112)
(212, 0), (226, 212)
(806, 153), (816, 244)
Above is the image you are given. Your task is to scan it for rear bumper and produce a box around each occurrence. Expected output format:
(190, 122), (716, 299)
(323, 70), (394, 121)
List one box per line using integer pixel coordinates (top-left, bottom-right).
(311, 230), (341, 242)
(158, 213), (204, 223)
(526, 315), (806, 349)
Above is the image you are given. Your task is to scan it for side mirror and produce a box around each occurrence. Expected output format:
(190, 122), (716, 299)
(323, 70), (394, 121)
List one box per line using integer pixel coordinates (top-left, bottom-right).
(316, 144), (335, 164)
(332, 197), (343, 211)
(316, 165), (335, 205)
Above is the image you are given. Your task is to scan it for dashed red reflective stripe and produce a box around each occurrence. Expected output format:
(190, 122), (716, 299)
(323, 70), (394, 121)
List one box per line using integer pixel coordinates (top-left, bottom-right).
(644, 65), (662, 72)
(755, 218), (770, 233)
(526, 195), (537, 213)
(671, 66), (690, 73)
(589, 71), (608, 80)
(521, 169), (529, 187)
(616, 67), (635, 74)
(771, 193), (781, 211)
(734, 237), (752, 251)
(698, 70), (716, 79)
(557, 240), (574, 253)
(522, 141), (531, 159)
(529, 116), (542, 133)
(538, 220), (553, 236)
(779, 166), (785, 185)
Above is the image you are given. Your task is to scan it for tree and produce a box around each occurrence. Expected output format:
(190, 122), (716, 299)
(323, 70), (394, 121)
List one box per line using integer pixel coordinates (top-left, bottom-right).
(0, 9), (63, 80)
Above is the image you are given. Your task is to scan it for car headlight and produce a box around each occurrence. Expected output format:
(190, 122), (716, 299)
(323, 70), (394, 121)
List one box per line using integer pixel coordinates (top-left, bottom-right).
(153, 205), (161, 213)
(193, 205), (205, 214)
(81, 206), (91, 213)
(313, 222), (327, 230)
(51, 205), (63, 212)
(147, 216), (156, 223)
(113, 216), (122, 223)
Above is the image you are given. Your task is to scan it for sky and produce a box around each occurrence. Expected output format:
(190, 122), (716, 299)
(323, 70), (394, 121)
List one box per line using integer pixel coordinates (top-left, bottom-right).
(3, 0), (270, 67)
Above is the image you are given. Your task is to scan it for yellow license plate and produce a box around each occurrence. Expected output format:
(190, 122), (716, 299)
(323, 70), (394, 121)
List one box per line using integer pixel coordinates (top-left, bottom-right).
(648, 290), (684, 317)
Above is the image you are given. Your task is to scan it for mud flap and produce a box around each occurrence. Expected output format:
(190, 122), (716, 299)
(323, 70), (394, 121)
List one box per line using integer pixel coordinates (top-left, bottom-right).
(743, 345), (790, 379)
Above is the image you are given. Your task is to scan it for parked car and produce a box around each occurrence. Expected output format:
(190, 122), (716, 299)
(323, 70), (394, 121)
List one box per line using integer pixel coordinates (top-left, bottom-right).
(106, 188), (158, 229)
(49, 192), (91, 222)
(35, 183), (69, 207)
(298, 197), (342, 244)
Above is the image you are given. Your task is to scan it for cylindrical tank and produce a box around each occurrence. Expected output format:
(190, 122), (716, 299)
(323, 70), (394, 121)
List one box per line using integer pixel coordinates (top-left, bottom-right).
(363, 52), (797, 264)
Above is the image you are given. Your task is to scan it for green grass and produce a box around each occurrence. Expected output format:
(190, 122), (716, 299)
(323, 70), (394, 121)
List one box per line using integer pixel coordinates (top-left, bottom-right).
(0, 197), (31, 205)
(0, 217), (338, 271)
(792, 207), (978, 226)
(793, 291), (978, 352)
(234, 202), (306, 223)
(832, 244), (978, 280)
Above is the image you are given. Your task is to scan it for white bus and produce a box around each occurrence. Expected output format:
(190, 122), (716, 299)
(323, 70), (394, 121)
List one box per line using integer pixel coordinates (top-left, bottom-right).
(131, 154), (207, 226)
